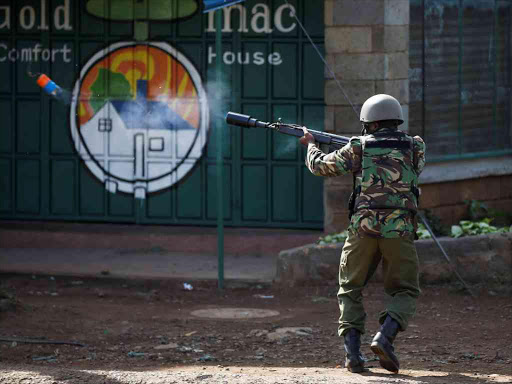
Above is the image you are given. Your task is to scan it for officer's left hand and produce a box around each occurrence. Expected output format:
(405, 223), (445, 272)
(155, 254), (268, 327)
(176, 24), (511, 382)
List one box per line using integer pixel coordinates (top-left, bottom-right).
(299, 127), (315, 146)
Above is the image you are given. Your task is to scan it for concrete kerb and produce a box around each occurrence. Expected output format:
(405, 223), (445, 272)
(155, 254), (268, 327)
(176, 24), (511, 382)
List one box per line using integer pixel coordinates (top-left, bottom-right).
(276, 233), (512, 287)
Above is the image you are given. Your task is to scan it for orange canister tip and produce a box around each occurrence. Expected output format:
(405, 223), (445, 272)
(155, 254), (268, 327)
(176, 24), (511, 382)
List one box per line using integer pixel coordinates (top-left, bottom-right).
(36, 74), (50, 88)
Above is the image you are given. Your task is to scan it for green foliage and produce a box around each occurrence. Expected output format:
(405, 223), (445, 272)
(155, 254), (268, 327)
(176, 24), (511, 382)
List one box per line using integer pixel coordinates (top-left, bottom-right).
(317, 230), (348, 245)
(451, 218), (512, 238)
(317, 219), (511, 245)
(0, 287), (17, 312)
(0, 288), (13, 300)
(416, 223), (432, 239)
(420, 209), (449, 236)
(465, 200), (489, 221)
(465, 200), (512, 226)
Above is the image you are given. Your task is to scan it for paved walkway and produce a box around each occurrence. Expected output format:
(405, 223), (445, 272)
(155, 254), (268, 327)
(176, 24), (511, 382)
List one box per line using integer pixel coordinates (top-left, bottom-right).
(0, 248), (276, 283)
(0, 221), (322, 283)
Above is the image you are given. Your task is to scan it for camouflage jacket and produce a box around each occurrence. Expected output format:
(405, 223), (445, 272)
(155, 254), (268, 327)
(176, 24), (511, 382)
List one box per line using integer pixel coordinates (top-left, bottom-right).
(306, 128), (426, 238)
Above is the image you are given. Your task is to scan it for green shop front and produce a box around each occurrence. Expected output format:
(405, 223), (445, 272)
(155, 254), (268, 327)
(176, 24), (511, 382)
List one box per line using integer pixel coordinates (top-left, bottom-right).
(0, 0), (326, 229)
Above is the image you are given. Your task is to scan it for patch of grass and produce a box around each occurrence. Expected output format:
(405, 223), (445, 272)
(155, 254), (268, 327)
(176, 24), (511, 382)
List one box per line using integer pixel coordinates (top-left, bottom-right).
(420, 209), (449, 236)
(416, 223), (432, 239)
(318, 218), (511, 244)
(451, 218), (512, 238)
(0, 287), (17, 312)
(317, 230), (348, 245)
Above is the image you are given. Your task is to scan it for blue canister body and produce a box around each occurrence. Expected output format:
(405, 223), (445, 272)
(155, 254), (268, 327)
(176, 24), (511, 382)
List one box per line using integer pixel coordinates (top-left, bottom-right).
(37, 74), (62, 97)
(43, 80), (62, 96)
(43, 80), (57, 94)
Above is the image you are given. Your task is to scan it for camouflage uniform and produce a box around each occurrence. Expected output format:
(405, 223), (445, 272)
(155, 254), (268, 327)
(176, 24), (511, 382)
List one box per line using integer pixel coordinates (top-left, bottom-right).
(305, 128), (426, 336)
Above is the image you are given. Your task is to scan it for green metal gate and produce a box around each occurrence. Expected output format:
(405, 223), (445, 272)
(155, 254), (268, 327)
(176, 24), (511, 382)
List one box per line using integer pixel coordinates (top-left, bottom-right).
(0, 0), (325, 228)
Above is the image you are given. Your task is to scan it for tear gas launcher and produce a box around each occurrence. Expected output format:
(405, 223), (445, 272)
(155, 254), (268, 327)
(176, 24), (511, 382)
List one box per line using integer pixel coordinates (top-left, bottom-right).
(225, 112), (350, 153)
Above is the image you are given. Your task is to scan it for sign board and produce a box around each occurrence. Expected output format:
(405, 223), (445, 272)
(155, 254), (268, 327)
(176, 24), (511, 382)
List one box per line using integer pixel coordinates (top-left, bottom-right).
(203, 0), (245, 13)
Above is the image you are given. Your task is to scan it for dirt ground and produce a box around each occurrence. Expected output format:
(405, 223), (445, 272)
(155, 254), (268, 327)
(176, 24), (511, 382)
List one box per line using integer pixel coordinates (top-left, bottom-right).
(0, 274), (511, 384)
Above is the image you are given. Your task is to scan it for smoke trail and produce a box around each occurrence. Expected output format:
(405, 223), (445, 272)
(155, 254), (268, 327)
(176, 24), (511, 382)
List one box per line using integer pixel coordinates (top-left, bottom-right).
(204, 76), (235, 155)
(275, 136), (298, 158)
(53, 88), (73, 105)
(205, 76), (232, 122)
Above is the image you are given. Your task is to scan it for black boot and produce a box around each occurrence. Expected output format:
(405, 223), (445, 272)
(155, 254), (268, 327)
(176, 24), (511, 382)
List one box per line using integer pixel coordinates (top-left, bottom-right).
(370, 315), (401, 373)
(344, 328), (365, 373)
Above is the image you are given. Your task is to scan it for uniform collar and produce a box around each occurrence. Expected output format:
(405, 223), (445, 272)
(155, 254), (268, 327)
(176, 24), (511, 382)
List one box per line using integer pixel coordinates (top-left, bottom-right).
(371, 128), (402, 136)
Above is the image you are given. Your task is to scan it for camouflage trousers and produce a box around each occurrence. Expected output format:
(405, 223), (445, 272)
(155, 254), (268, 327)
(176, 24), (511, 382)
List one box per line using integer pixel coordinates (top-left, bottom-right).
(337, 232), (421, 337)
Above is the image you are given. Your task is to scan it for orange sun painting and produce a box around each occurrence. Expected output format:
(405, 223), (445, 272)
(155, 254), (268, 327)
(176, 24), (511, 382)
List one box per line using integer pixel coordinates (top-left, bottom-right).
(78, 45), (200, 129)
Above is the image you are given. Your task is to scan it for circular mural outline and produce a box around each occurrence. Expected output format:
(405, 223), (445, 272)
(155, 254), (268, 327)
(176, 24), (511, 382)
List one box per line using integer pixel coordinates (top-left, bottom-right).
(70, 41), (209, 198)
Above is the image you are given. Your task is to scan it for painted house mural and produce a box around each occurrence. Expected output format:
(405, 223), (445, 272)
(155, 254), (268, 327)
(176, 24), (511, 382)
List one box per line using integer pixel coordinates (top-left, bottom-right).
(72, 42), (209, 200)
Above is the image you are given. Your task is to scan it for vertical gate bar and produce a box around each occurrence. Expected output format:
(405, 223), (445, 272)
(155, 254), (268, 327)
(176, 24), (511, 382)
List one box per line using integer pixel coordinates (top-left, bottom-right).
(509, 3), (512, 146)
(298, 0), (304, 225)
(104, 0), (110, 220)
(75, 1), (80, 218)
(215, 9), (224, 290)
(41, 23), (50, 218)
(493, 0), (498, 148)
(422, 0), (426, 140)
(267, 1), (273, 226)
(10, 7), (15, 217)
(457, 0), (464, 155)
(231, 13), (241, 227)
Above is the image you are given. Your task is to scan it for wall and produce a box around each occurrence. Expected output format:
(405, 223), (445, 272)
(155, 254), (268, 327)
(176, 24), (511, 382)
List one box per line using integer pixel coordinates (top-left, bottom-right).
(323, 0), (410, 232)
(419, 155), (512, 224)
(420, 175), (512, 226)
(277, 233), (512, 286)
(323, 0), (512, 233)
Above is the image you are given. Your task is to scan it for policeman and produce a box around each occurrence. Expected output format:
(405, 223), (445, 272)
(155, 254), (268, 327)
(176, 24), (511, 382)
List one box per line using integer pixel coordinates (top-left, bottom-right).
(300, 94), (426, 374)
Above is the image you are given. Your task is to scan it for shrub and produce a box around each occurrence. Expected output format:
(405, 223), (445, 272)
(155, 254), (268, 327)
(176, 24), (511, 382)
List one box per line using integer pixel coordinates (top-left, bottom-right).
(317, 219), (511, 244)
(317, 230), (348, 245)
(451, 218), (512, 238)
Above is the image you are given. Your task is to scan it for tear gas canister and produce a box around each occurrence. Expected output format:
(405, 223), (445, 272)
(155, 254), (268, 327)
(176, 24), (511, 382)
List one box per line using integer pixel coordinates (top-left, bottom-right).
(36, 74), (62, 97)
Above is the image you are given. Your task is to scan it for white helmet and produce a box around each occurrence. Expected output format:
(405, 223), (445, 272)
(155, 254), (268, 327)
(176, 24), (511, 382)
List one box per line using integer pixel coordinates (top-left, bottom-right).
(360, 94), (404, 125)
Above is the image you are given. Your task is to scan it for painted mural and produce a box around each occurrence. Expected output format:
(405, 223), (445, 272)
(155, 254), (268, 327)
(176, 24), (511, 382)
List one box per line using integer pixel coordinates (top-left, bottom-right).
(67, 0), (208, 200)
(71, 42), (209, 200)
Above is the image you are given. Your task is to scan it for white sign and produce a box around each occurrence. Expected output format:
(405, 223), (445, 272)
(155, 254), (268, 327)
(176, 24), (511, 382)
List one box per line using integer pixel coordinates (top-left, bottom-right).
(207, 46), (282, 66)
(0, 0), (72, 31)
(206, 3), (296, 34)
(0, 43), (72, 63)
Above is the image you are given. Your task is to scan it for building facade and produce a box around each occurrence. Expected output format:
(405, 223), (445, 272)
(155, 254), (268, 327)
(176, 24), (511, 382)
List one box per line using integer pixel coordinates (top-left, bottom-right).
(0, 0), (511, 233)
(323, 0), (512, 232)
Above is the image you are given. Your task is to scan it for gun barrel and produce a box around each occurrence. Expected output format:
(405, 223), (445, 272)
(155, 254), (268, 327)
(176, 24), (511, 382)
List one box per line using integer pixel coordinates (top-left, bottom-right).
(226, 111), (350, 152)
(226, 112), (269, 129)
